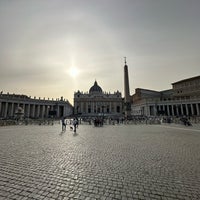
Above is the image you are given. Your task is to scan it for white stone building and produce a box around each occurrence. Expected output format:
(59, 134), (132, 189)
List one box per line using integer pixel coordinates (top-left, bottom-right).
(0, 92), (73, 119)
(74, 81), (123, 118)
(131, 76), (200, 117)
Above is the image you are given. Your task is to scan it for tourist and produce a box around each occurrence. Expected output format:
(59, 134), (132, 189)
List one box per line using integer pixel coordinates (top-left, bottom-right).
(61, 117), (66, 131)
(73, 118), (78, 133)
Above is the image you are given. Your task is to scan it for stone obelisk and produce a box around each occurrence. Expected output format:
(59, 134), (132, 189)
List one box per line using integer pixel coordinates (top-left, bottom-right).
(124, 57), (131, 119)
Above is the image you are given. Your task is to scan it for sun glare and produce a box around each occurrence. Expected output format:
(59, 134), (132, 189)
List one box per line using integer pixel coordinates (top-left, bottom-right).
(69, 67), (79, 78)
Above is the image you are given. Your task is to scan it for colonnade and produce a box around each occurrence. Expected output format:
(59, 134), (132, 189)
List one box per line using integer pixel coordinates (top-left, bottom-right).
(147, 102), (200, 116)
(75, 100), (122, 116)
(0, 100), (72, 119)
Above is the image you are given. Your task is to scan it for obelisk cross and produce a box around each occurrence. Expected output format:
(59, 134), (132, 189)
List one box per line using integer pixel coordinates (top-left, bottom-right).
(124, 57), (127, 65)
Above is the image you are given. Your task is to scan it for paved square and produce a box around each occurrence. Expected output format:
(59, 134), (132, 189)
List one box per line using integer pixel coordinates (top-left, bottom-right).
(0, 123), (200, 199)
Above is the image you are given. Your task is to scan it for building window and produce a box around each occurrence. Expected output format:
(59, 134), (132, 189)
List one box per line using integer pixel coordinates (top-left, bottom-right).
(117, 106), (120, 113)
(107, 106), (109, 113)
(88, 105), (91, 113)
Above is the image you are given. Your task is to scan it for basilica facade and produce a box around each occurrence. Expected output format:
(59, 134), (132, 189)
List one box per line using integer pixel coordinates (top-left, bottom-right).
(74, 81), (123, 118)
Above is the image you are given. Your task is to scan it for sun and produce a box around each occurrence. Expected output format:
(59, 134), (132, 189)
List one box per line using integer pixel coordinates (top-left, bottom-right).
(69, 67), (79, 78)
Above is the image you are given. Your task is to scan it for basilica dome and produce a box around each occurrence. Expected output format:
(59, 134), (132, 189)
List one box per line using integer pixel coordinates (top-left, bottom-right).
(89, 81), (103, 94)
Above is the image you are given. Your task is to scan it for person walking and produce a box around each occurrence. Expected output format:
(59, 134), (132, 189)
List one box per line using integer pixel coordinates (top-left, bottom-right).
(61, 117), (66, 131)
(73, 118), (78, 133)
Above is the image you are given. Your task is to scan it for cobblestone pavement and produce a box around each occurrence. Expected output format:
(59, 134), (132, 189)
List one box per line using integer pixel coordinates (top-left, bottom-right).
(0, 123), (200, 200)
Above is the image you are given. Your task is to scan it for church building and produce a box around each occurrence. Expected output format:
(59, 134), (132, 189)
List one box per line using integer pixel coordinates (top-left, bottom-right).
(74, 81), (123, 118)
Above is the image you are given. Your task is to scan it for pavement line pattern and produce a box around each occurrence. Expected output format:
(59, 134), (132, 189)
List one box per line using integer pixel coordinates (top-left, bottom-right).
(159, 124), (200, 132)
(0, 124), (200, 199)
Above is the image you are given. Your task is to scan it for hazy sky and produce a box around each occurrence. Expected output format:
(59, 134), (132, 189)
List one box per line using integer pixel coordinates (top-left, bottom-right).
(0, 0), (200, 104)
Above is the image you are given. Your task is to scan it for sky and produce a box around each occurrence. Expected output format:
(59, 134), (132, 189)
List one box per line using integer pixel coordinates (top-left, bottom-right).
(0, 0), (200, 104)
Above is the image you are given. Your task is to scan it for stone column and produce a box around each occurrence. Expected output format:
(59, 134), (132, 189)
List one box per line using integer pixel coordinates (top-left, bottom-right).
(191, 104), (194, 116)
(91, 102), (93, 113)
(23, 104), (27, 117)
(27, 104), (30, 118)
(11, 103), (14, 118)
(38, 105), (41, 118)
(57, 105), (60, 118)
(41, 105), (45, 118)
(6, 103), (10, 117)
(4, 102), (8, 118)
(35, 105), (38, 118)
(148, 105), (151, 116)
(145, 105), (150, 116)
(39, 105), (41, 118)
(45, 105), (49, 117)
(176, 105), (179, 116)
(196, 103), (200, 116)
(167, 105), (170, 116)
(181, 104), (184, 116)
(158, 105), (161, 115)
(32, 104), (36, 118)
(40, 105), (43, 118)
(172, 105), (174, 116)
(186, 104), (189, 116)
(33, 104), (37, 118)
(195, 103), (200, 116)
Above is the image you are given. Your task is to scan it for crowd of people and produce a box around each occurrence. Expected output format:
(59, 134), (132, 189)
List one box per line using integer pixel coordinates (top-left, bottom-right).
(61, 117), (78, 133)
(60, 115), (197, 133)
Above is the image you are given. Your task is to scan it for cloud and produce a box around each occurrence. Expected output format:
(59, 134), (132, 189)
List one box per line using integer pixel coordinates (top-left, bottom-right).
(0, 0), (200, 104)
